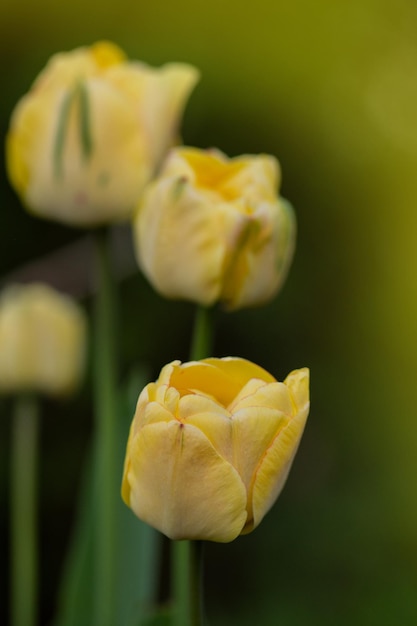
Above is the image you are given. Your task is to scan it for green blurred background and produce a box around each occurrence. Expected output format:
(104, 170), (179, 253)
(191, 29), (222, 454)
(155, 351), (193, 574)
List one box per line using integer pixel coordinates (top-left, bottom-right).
(1, 0), (417, 624)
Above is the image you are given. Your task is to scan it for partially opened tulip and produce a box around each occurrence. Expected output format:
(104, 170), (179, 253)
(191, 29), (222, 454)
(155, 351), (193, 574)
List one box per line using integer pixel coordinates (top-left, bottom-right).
(122, 357), (309, 542)
(0, 283), (86, 396)
(133, 147), (295, 310)
(6, 41), (199, 226)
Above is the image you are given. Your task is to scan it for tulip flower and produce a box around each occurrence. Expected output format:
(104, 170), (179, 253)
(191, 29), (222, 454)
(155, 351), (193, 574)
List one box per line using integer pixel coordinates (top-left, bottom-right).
(122, 357), (309, 543)
(133, 147), (296, 310)
(0, 283), (86, 396)
(6, 41), (199, 226)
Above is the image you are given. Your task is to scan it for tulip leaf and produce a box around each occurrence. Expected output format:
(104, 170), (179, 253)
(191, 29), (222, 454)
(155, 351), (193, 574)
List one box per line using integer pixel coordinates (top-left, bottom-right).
(140, 609), (173, 626)
(115, 366), (162, 626)
(53, 365), (162, 626)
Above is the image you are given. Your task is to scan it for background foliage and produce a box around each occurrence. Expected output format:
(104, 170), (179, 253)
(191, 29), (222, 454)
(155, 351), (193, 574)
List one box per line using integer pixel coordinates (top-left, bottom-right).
(1, 0), (417, 624)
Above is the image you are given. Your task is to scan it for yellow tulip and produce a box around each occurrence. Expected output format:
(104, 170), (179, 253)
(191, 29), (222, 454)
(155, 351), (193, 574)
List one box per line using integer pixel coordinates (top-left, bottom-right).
(133, 147), (295, 310)
(0, 284), (86, 396)
(6, 41), (199, 226)
(122, 357), (309, 542)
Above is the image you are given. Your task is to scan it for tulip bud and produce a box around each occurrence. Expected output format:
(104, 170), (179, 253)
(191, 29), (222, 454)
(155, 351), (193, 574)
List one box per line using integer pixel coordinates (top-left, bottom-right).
(133, 147), (296, 310)
(6, 41), (199, 226)
(122, 357), (309, 542)
(0, 284), (87, 396)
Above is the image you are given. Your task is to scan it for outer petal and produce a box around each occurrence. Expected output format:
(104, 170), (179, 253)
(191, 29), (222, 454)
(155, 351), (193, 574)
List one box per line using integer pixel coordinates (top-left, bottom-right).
(178, 393), (233, 461)
(134, 175), (240, 305)
(229, 379), (293, 414)
(224, 198), (296, 310)
(132, 63), (200, 169)
(232, 406), (287, 494)
(244, 368), (310, 533)
(123, 421), (247, 542)
(30, 42), (126, 93)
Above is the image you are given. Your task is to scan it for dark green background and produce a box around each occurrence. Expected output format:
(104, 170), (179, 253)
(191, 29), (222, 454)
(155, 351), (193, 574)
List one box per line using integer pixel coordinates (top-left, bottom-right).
(1, 0), (417, 624)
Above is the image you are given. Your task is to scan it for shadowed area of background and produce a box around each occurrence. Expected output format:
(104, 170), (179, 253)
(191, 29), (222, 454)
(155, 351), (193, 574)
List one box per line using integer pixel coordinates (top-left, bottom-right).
(1, 0), (417, 624)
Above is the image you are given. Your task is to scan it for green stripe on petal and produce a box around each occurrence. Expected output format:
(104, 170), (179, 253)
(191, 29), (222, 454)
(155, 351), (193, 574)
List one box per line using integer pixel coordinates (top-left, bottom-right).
(53, 90), (75, 180)
(76, 82), (93, 162)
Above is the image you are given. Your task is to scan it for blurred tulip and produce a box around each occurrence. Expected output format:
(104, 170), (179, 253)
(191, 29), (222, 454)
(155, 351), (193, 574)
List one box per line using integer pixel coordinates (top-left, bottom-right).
(0, 283), (86, 396)
(122, 357), (309, 542)
(133, 147), (295, 310)
(6, 41), (199, 226)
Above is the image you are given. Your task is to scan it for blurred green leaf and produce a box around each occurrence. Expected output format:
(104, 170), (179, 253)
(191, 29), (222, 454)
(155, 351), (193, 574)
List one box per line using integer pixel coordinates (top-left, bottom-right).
(115, 366), (162, 626)
(52, 447), (95, 626)
(53, 365), (162, 626)
(139, 608), (173, 626)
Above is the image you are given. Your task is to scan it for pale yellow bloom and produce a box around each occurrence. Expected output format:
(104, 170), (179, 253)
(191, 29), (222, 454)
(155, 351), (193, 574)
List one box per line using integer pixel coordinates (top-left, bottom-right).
(133, 147), (295, 310)
(6, 41), (199, 226)
(122, 357), (309, 542)
(0, 284), (86, 396)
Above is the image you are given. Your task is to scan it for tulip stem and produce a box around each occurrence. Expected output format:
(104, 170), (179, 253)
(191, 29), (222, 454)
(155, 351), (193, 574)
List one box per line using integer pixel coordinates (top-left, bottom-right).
(172, 540), (205, 626)
(10, 393), (39, 626)
(93, 227), (118, 626)
(190, 305), (213, 361)
(172, 305), (212, 626)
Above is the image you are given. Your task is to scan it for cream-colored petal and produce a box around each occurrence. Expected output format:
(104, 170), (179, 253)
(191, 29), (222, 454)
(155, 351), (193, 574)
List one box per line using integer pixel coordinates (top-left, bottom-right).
(227, 378), (268, 411)
(229, 154), (280, 202)
(157, 361), (180, 386)
(225, 198), (296, 310)
(285, 367), (310, 412)
(177, 393), (231, 419)
(31, 42), (126, 93)
(246, 374), (310, 533)
(231, 406), (288, 498)
(140, 401), (175, 427)
(22, 79), (149, 225)
(105, 62), (198, 169)
(125, 421), (247, 542)
(140, 63), (200, 168)
(134, 179), (236, 304)
(229, 380), (293, 415)
(178, 393), (233, 460)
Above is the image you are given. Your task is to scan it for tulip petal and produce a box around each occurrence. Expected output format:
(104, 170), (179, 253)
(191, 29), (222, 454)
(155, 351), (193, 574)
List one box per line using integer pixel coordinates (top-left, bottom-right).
(135, 178), (236, 305)
(231, 406), (288, 499)
(169, 361), (243, 406)
(229, 380), (293, 415)
(244, 369), (310, 533)
(202, 356), (275, 383)
(178, 393), (233, 460)
(167, 358), (275, 407)
(124, 421), (247, 542)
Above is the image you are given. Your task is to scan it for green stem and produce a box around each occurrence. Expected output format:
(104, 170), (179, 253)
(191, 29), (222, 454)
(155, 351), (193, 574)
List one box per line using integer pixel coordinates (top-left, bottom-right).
(172, 305), (213, 626)
(10, 394), (40, 626)
(93, 228), (118, 626)
(190, 305), (213, 362)
(172, 540), (205, 626)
